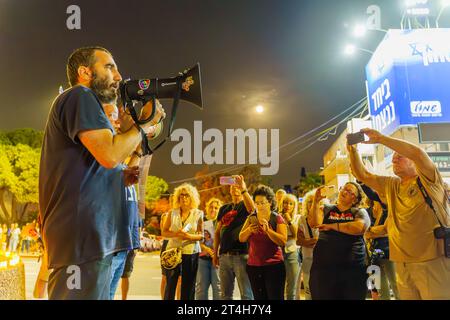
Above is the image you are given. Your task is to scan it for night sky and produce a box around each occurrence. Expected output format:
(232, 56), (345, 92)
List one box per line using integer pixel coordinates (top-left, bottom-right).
(0, 0), (435, 189)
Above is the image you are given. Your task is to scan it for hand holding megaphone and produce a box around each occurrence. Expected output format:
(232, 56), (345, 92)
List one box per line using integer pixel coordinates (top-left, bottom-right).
(140, 100), (166, 135)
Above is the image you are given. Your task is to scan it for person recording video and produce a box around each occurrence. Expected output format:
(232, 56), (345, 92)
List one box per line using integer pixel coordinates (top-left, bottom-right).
(347, 128), (450, 300)
(308, 183), (370, 300)
(39, 46), (165, 300)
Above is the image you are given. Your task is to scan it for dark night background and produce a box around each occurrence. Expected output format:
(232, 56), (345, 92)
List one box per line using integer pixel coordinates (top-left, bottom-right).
(1, 0), (441, 188)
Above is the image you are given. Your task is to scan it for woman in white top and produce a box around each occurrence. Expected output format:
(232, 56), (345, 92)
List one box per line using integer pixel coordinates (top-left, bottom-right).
(296, 190), (319, 300)
(162, 183), (204, 300)
(279, 194), (300, 300)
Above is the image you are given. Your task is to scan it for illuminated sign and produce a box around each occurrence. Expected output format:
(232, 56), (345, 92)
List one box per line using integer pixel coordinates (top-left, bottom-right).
(428, 152), (450, 172)
(366, 29), (450, 136)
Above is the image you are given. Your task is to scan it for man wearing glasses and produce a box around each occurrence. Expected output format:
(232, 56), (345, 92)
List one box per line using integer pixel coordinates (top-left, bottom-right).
(348, 128), (450, 300)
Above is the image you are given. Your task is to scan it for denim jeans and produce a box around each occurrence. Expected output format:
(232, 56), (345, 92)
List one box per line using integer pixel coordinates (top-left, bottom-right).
(21, 239), (30, 254)
(109, 250), (128, 300)
(218, 254), (253, 300)
(299, 257), (312, 300)
(195, 258), (221, 300)
(8, 237), (19, 252)
(283, 250), (300, 300)
(378, 258), (399, 300)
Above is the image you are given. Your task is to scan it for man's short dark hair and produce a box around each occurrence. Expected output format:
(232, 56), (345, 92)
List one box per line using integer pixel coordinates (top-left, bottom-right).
(66, 46), (111, 86)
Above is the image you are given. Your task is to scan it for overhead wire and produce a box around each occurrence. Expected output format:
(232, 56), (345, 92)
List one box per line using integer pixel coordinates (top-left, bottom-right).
(167, 97), (369, 185)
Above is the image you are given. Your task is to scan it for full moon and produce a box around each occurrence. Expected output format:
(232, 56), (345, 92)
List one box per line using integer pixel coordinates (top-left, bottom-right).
(256, 105), (264, 113)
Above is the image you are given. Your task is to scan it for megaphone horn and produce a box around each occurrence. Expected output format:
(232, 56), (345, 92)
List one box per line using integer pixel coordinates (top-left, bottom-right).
(120, 62), (203, 111)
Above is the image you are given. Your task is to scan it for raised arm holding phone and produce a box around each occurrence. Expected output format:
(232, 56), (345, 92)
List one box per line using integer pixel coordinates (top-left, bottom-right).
(346, 128), (450, 300)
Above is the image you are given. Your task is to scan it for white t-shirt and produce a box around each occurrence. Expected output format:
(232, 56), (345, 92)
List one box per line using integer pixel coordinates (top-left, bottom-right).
(298, 215), (319, 258)
(284, 214), (300, 253)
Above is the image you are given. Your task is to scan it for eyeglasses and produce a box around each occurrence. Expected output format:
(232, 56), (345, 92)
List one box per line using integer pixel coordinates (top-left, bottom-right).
(341, 188), (356, 197)
(179, 193), (190, 199)
(255, 201), (269, 206)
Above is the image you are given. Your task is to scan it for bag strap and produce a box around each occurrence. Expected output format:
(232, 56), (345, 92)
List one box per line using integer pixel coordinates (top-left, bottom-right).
(305, 217), (314, 239)
(269, 212), (278, 231)
(416, 177), (444, 228)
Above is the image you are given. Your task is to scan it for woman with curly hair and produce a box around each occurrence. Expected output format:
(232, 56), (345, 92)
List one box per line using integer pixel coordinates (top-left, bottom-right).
(239, 185), (287, 300)
(308, 182), (371, 300)
(162, 183), (204, 300)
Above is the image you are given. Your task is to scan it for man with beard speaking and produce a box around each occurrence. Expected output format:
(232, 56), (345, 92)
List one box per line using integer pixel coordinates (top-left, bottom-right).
(39, 47), (165, 300)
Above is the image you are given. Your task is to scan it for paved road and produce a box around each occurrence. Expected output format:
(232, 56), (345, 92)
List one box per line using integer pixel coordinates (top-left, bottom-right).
(22, 251), (245, 300)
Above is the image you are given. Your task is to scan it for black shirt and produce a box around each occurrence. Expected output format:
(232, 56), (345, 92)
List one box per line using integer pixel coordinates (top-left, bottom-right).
(217, 201), (250, 255)
(313, 204), (370, 267)
(368, 207), (390, 259)
(39, 86), (131, 269)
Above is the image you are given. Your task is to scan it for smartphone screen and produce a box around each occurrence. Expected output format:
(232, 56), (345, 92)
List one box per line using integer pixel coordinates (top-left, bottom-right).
(248, 215), (259, 226)
(347, 132), (366, 145)
(219, 176), (236, 185)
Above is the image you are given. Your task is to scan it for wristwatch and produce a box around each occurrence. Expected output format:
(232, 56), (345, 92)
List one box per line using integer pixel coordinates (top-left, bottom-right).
(241, 189), (248, 195)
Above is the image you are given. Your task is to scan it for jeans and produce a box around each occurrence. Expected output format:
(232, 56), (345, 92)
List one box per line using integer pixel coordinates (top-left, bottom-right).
(48, 254), (114, 300)
(246, 263), (286, 300)
(21, 240), (30, 254)
(164, 253), (199, 300)
(195, 258), (221, 300)
(377, 258), (399, 300)
(8, 237), (19, 252)
(299, 257), (312, 300)
(283, 250), (300, 300)
(109, 250), (128, 300)
(218, 254), (253, 300)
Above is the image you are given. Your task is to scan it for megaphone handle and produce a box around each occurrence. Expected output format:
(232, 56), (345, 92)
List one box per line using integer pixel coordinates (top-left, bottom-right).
(168, 80), (182, 136)
(138, 126), (153, 156)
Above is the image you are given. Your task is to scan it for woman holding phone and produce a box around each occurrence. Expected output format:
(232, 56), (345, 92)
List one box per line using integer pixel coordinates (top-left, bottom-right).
(308, 182), (371, 300)
(239, 185), (287, 300)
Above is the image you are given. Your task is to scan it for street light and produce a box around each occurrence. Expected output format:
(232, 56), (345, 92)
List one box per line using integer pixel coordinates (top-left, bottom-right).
(344, 44), (374, 56)
(353, 24), (367, 37)
(352, 24), (387, 38)
(436, 0), (450, 27)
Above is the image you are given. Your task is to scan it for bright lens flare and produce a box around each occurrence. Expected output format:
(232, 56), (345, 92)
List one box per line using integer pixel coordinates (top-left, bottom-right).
(256, 105), (264, 113)
(345, 44), (356, 55)
(353, 25), (366, 37)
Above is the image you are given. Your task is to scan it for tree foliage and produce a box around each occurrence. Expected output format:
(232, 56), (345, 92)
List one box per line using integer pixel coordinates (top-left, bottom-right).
(0, 128), (42, 224)
(295, 172), (323, 197)
(144, 175), (169, 205)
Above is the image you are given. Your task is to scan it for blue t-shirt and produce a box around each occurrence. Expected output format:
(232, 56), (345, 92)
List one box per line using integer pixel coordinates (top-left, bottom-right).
(39, 85), (132, 269)
(125, 185), (141, 250)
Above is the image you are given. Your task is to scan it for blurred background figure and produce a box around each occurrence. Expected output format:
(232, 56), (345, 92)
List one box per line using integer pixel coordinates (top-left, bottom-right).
(296, 189), (319, 300)
(195, 197), (223, 300)
(278, 193), (300, 300)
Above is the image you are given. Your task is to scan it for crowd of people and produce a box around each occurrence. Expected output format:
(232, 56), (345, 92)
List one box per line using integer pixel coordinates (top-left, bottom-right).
(0, 222), (41, 255)
(35, 46), (449, 300)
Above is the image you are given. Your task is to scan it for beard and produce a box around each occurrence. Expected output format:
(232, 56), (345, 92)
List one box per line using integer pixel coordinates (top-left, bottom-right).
(90, 71), (118, 104)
